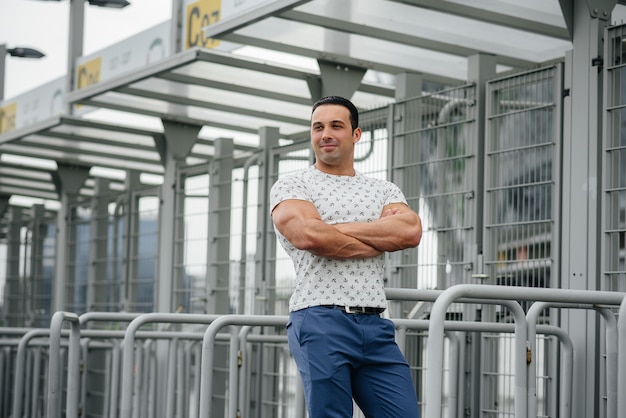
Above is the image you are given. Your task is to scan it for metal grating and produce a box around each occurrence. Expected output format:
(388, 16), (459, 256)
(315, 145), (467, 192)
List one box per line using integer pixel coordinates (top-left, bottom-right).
(391, 85), (478, 291)
(484, 65), (561, 291)
(483, 65), (562, 417)
(603, 24), (626, 293)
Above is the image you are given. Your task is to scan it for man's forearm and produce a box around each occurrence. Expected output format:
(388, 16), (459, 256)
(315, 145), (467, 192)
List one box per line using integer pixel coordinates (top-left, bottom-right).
(334, 212), (421, 252)
(291, 218), (382, 259)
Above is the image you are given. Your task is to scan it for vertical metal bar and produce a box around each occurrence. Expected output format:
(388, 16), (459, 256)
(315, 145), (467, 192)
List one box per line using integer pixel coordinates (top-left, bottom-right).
(238, 326), (251, 417)
(165, 339), (178, 418)
(46, 311), (81, 418)
(24, 349), (33, 417)
(193, 343), (202, 418)
(446, 332), (460, 418)
(228, 326), (239, 418)
(134, 341), (145, 418)
(103, 342), (113, 418)
(206, 137), (234, 315)
(255, 127), (280, 316)
(80, 339), (89, 417)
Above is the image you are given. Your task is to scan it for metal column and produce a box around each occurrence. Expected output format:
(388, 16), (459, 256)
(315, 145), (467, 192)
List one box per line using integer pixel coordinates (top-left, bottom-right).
(559, 1), (616, 416)
(467, 53), (496, 418)
(51, 163), (90, 312)
(206, 137), (234, 315)
(156, 121), (199, 314)
(154, 121), (199, 418)
(255, 126), (280, 316)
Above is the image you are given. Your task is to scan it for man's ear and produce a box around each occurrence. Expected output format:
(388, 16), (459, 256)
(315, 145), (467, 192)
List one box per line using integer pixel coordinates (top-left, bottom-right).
(353, 127), (362, 144)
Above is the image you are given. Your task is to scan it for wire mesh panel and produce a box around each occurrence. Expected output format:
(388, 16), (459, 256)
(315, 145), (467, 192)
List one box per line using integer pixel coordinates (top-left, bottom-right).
(231, 158), (264, 315)
(484, 66), (561, 291)
(89, 188), (125, 314)
(127, 188), (160, 313)
(483, 65), (562, 417)
(390, 85), (478, 291)
(603, 24), (626, 293)
(1, 206), (55, 327)
(0, 208), (26, 327)
(174, 157), (265, 316)
(174, 167), (210, 315)
(28, 218), (56, 327)
(66, 202), (91, 314)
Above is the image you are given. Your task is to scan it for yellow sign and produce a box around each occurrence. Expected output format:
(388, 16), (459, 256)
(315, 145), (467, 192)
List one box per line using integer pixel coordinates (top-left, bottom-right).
(186, 0), (222, 50)
(76, 56), (102, 90)
(0, 102), (17, 134)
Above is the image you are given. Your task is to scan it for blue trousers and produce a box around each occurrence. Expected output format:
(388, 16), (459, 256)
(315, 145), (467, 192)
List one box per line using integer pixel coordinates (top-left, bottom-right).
(287, 306), (420, 418)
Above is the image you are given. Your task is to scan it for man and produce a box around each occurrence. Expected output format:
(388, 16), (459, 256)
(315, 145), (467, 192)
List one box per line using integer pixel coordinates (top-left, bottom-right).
(270, 95), (422, 418)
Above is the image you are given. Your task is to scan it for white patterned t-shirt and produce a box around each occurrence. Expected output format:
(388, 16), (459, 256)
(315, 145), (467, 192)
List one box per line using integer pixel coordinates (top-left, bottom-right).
(270, 165), (408, 312)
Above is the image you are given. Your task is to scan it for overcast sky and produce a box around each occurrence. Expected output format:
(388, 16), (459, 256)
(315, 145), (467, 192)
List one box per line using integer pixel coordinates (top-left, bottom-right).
(0, 0), (172, 99)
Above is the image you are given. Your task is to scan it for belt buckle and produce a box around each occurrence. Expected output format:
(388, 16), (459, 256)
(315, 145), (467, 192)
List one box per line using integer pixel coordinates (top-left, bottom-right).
(345, 306), (361, 314)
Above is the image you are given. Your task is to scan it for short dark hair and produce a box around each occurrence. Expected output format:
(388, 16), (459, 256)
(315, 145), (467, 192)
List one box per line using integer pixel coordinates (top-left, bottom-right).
(311, 96), (359, 131)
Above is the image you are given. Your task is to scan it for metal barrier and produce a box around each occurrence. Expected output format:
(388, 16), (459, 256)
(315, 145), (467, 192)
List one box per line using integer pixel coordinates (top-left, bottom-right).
(423, 284), (626, 418)
(118, 313), (221, 418)
(526, 302), (618, 418)
(3, 284), (626, 418)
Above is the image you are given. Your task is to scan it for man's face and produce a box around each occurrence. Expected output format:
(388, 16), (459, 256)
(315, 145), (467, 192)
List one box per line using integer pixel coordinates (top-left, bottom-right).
(310, 104), (361, 170)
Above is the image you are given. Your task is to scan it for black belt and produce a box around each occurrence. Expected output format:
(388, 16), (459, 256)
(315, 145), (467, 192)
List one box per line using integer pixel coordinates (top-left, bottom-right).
(320, 305), (385, 315)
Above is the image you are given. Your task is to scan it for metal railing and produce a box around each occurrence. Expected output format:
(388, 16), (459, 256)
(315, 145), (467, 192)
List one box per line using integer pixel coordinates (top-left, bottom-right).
(2, 284), (626, 418)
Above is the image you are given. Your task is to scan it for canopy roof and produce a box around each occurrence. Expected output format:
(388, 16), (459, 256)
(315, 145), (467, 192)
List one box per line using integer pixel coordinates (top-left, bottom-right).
(1, 0), (622, 208)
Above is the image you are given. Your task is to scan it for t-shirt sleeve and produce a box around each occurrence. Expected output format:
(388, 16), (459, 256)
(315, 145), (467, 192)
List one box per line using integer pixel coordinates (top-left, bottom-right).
(269, 175), (312, 215)
(384, 181), (409, 206)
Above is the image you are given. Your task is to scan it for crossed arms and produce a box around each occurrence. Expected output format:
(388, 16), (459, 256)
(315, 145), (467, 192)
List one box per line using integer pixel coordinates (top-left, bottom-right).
(271, 199), (422, 260)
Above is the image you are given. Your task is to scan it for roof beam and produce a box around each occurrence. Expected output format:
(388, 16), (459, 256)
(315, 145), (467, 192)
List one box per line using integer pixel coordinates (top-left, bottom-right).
(278, 10), (537, 69)
(114, 85), (311, 126)
(155, 72), (312, 105)
(387, 0), (570, 40)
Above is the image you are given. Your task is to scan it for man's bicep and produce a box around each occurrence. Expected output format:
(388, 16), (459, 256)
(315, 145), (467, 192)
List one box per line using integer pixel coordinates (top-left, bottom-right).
(271, 199), (321, 237)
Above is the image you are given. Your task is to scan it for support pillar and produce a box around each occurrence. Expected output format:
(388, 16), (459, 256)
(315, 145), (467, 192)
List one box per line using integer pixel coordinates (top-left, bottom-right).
(153, 122), (199, 418)
(305, 1), (367, 101)
(65, 0), (85, 113)
(205, 137), (234, 315)
(255, 126), (280, 317)
(307, 60), (367, 101)
(559, 0), (616, 417)
(466, 53), (496, 418)
(155, 121), (200, 314)
(51, 163), (91, 313)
